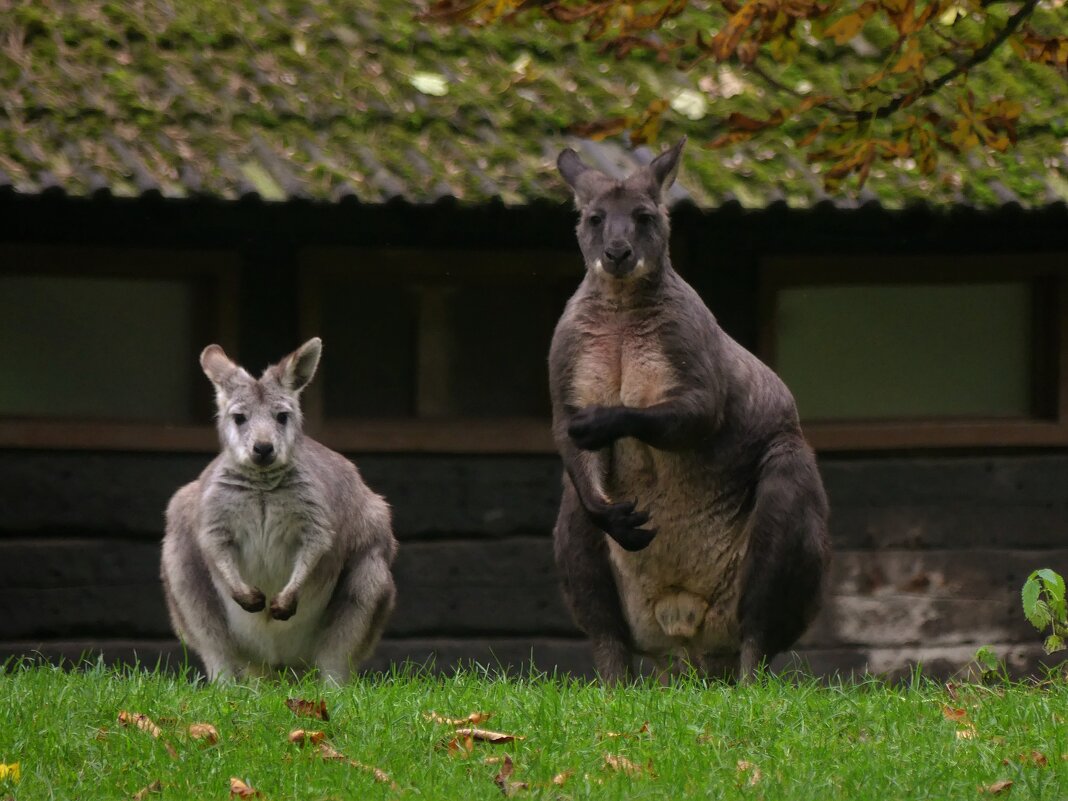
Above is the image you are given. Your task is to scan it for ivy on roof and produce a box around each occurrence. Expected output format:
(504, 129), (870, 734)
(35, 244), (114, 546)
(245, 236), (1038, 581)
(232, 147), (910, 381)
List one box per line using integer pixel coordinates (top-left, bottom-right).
(0, 0), (1064, 208)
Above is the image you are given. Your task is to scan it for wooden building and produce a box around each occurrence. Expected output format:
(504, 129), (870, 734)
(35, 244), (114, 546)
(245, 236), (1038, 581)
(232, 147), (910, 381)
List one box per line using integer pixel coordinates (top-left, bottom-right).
(2, 1), (1067, 678)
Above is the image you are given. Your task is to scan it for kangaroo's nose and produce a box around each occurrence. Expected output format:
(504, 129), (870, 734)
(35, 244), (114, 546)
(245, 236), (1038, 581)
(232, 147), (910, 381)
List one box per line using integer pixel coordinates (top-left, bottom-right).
(253, 442), (275, 458)
(604, 243), (632, 264)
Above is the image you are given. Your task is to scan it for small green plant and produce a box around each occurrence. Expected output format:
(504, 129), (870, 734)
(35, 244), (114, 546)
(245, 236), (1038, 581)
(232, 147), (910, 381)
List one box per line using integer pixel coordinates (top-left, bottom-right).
(1021, 569), (1067, 654)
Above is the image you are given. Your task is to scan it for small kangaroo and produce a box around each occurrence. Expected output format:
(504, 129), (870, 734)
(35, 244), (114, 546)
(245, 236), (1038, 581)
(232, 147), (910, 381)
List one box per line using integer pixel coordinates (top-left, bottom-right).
(550, 139), (830, 682)
(161, 338), (397, 682)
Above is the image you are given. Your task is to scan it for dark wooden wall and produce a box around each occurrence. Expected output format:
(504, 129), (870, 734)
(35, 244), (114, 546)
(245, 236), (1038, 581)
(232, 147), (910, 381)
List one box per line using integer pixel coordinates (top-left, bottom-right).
(3, 450), (1066, 679)
(2, 195), (1067, 679)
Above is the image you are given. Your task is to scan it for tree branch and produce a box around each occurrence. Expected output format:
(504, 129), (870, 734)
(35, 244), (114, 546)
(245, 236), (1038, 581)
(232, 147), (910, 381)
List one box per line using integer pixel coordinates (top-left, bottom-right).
(849, 0), (1038, 123)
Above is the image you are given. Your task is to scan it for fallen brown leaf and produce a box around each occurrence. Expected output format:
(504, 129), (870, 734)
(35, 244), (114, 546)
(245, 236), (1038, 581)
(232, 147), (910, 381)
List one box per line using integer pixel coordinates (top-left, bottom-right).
(293, 736), (398, 788)
(288, 729), (327, 746)
(737, 760), (762, 786)
(493, 755), (529, 796)
(602, 722), (651, 740)
(132, 779), (162, 800)
(229, 777), (261, 798)
(350, 759), (398, 789)
(285, 698), (328, 721)
(1020, 750), (1048, 767)
(163, 741), (179, 760)
(188, 723), (219, 745)
(603, 753), (650, 776)
(454, 727), (524, 744)
(118, 711), (162, 738)
(445, 735), (475, 757)
(552, 769), (574, 786)
(943, 706), (969, 723)
(980, 779), (1013, 795)
(956, 726), (978, 740)
(426, 711), (492, 726)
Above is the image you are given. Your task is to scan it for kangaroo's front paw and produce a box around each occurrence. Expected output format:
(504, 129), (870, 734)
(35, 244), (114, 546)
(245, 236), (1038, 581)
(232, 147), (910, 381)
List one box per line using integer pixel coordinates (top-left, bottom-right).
(269, 593), (298, 621)
(590, 499), (657, 552)
(232, 587), (266, 613)
(568, 406), (629, 451)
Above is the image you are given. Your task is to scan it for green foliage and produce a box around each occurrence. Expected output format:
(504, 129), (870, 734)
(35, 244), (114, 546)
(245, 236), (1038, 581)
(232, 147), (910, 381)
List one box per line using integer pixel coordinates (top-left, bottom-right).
(1021, 568), (1068, 654)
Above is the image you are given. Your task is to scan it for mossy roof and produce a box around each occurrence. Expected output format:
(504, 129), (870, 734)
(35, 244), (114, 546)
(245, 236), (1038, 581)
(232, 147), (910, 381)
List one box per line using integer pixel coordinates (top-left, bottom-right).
(1, 1), (1065, 209)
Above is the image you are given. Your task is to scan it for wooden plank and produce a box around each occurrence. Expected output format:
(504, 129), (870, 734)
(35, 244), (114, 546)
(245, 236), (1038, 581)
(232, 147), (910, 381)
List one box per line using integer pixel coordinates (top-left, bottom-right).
(830, 505), (1067, 550)
(318, 418), (555, 454)
(4, 451), (1067, 545)
(4, 538), (1065, 650)
(0, 537), (575, 639)
(827, 549), (1068, 600)
(0, 451), (563, 537)
(807, 420), (1068, 450)
(390, 538), (575, 636)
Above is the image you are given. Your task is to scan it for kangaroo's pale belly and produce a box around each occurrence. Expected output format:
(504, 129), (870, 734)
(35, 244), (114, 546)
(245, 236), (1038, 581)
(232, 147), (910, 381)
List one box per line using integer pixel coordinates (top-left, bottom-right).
(216, 491), (334, 668)
(573, 324), (750, 658)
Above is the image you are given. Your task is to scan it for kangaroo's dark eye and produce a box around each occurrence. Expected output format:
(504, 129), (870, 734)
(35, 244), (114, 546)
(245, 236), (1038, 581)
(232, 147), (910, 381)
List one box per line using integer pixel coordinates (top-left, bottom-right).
(233, 413), (247, 426)
(636, 212), (656, 224)
(588, 213), (603, 226)
(276, 412), (289, 425)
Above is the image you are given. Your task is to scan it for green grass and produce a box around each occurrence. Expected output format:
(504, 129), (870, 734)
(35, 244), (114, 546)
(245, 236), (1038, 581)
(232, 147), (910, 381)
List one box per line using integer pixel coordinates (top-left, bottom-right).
(1, 661), (1066, 800)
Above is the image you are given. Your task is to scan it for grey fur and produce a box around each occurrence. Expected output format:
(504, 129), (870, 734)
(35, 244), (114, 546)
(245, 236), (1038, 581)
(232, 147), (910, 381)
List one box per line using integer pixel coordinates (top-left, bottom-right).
(550, 139), (830, 683)
(161, 338), (397, 682)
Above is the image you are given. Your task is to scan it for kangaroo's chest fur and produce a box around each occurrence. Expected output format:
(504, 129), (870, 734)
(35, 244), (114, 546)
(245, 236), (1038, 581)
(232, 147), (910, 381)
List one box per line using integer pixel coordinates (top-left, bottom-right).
(570, 310), (749, 658)
(208, 480), (336, 666)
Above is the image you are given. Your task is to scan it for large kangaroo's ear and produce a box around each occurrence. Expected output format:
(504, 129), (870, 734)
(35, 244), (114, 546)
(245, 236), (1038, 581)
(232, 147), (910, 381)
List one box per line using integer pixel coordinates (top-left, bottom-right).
(277, 337), (322, 393)
(557, 148), (610, 207)
(646, 137), (686, 200)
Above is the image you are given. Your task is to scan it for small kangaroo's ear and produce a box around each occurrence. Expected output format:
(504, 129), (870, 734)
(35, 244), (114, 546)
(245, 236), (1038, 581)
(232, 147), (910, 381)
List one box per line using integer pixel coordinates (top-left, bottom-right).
(646, 136), (687, 200)
(201, 344), (239, 388)
(557, 147), (610, 207)
(277, 337), (322, 393)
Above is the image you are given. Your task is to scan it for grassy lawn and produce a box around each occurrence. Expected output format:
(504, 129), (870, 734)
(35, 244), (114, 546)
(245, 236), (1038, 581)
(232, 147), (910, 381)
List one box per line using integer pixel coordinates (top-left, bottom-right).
(1, 661), (1066, 800)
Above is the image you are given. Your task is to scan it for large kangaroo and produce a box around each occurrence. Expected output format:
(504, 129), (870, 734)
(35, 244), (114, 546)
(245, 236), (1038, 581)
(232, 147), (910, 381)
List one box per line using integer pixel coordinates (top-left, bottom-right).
(550, 139), (830, 682)
(161, 338), (397, 682)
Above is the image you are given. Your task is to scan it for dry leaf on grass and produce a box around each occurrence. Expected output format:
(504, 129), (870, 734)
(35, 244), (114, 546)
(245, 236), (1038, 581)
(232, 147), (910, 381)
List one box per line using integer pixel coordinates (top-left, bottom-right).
(289, 731), (397, 788)
(956, 726), (978, 740)
(425, 711), (492, 726)
(603, 754), (652, 777)
(493, 755), (529, 796)
(602, 722), (651, 740)
(445, 735), (475, 757)
(943, 707), (969, 723)
(1023, 751), (1048, 767)
(285, 698), (328, 721)
(737, 760), (762, 786)
(132, 780), (162, 799)
(188, 723), (219, 745)
(229, 777), (261, 798)
(163, 741), (178, 760)
(980, 779), (1013, 795)
(454, 727), (524, 744)
(552, 770), (574, 786)
(288, 729), (326, 746)
(118, 711), (162, 738)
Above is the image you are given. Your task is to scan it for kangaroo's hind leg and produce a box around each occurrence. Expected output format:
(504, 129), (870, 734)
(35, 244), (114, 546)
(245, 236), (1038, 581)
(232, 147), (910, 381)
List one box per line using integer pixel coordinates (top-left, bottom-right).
(313, 547), (396, 684)
(736, 440), (831, 681)
(161, 494), (243, 681)
(553, 481), (633, 683)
